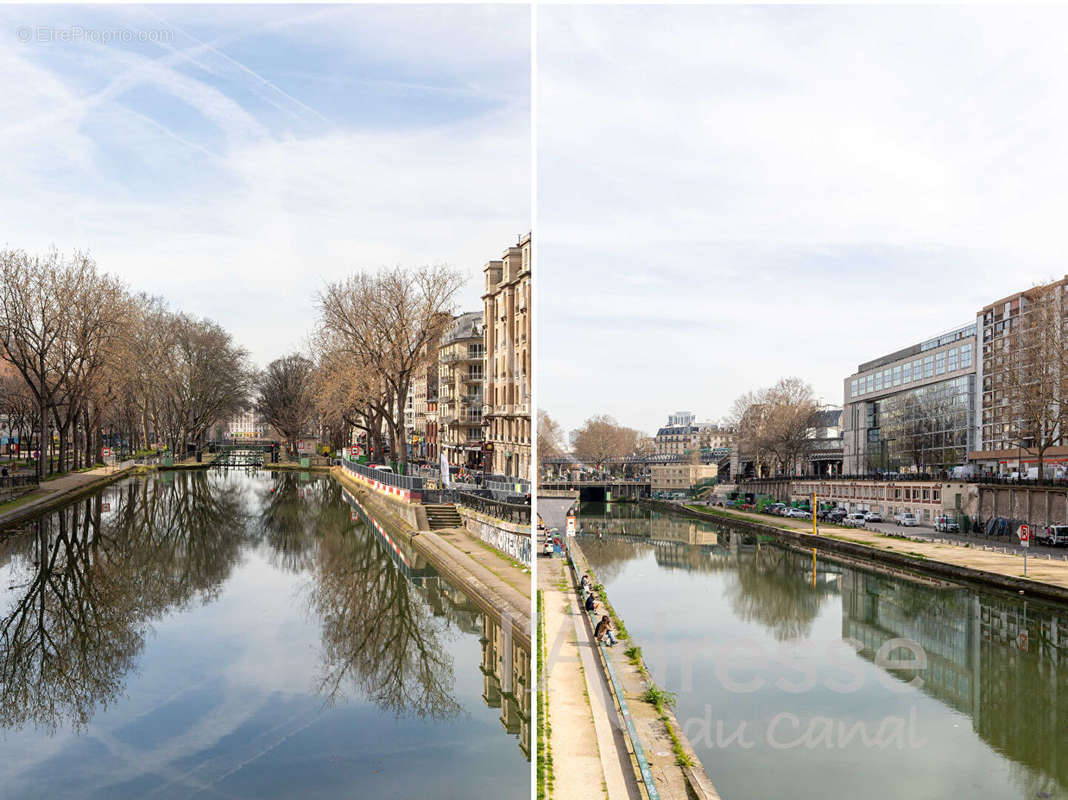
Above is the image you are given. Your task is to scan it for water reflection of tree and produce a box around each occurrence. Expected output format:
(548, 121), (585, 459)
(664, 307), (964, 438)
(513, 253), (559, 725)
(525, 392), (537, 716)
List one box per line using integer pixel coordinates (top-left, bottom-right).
(259, 474), (351, 573)
(310, 524), (461, 720)
(725, 546), (830, 641)
(0, 471), (252, 733)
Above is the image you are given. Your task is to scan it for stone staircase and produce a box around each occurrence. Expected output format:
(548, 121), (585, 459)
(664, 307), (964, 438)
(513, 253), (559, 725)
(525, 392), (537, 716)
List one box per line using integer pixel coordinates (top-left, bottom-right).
(424, 504), (464, 530)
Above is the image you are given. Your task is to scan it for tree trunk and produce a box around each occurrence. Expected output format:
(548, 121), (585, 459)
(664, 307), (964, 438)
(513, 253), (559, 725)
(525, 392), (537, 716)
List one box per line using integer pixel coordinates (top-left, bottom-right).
(37, 391), (48, 479)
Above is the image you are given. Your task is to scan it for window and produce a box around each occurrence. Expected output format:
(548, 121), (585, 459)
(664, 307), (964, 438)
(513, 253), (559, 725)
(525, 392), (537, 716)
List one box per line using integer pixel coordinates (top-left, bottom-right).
(961, 343), (972, 368)
(913, 359), (923, 378)
(947, 348), (958, 372)
(924, 356), (934, 377)
(884, 369), (892, 388)
(903, 362), (912, 383)
(935, 352), (945, 375)
(867, 374), (874, 392)
(851, 379), (859, 398)
(875, 372), (883, 391)
(893, 366), (901, 386)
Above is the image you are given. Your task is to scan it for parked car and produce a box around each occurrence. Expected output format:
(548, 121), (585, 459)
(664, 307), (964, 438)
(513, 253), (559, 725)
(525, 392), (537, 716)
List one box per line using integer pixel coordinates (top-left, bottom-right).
(934, 515), (960, 533)
(821, 508), (847, 523)
(844, 513), (868, 527)
(1038, 525), (1068, 546)
(895, 512), (918, 527)
(371, 464), (394, 473)
(785, 507), (810, 519)
(864, 511), (883, 523)
(766, 503), (786, 515)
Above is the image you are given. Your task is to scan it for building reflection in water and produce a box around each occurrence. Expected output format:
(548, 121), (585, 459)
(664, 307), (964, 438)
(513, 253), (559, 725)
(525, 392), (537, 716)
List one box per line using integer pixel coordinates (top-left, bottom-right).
(581, 513), (1068, 795)
(842, 569), (1068, 793)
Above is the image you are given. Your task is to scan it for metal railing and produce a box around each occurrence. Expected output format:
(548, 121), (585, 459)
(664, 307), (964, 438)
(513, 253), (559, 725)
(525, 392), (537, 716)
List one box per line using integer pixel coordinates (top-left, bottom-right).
(420, 488), (529, 523)
(340, 456), (425, 491)
(0, 474), (39, 493)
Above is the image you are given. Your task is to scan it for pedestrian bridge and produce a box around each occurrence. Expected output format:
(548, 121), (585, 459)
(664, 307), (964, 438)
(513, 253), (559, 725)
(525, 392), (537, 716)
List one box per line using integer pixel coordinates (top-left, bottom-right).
(537, 479), (651, 502)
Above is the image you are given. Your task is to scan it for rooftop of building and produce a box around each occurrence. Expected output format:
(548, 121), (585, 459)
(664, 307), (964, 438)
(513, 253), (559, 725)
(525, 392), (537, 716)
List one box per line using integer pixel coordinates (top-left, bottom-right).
(442, 311), (484, 344)
(854, 321), (976, 374)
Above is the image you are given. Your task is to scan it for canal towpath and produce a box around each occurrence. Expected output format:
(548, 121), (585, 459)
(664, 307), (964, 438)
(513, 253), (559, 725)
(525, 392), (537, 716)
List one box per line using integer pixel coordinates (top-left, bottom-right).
(539, 553), (642, 800)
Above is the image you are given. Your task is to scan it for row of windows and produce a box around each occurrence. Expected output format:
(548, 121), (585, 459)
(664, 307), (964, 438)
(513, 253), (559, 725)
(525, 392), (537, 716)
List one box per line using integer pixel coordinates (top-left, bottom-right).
(850, 343), (972, 398)
(797, 484), (942, 502)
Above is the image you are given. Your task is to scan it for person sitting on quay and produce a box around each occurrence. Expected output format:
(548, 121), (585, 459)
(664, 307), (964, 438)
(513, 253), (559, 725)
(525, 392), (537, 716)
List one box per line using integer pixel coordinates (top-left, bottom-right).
(594, 614), (617, 647)
(584, 591), (597, 616)
(580, 574), (591, 594)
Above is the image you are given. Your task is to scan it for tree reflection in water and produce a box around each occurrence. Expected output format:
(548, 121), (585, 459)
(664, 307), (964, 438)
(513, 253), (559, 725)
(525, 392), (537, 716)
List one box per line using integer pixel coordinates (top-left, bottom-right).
(726, 543), (834, 641)
(309, 516), (462, 721)
(0, 471), (251, 733)
(0, 470), (468, 740)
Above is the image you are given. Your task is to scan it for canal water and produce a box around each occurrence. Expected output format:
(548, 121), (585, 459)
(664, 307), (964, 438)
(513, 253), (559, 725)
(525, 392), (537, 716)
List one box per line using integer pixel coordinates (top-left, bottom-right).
(579, 502), (1068, 800)
(0, 470), (530, 799)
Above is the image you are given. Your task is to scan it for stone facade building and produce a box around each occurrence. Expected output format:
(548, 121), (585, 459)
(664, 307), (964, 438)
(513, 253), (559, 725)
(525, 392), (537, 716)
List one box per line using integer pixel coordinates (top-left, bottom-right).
(482, 233), (531, 479)
(438, 311), (485, 469)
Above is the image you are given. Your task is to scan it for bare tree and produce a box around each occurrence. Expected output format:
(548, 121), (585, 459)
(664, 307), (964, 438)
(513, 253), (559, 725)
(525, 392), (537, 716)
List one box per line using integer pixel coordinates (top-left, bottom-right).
(256, 354), (316, 455)
(1002, 282), (1068, 478)
(572, 414), (641, 466)
(730, 378), (819, 476)
(318, 266), (463, 468)
(537, 410), (565, 461)
(0, 249), (126, 477)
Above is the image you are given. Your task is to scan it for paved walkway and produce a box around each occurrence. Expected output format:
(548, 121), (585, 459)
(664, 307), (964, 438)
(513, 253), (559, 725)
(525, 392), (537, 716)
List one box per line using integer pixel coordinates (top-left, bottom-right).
(433, 526), (531, 600)
(681, 502), (1068, 592)
(541, 553), (642, 800)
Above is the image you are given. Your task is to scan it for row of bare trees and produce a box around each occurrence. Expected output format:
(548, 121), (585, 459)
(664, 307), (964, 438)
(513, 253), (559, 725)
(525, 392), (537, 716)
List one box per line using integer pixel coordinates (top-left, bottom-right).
(0, 249), (252, 477)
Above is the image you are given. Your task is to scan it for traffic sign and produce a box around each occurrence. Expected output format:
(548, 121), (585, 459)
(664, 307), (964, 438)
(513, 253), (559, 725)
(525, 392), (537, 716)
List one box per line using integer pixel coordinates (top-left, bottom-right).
(1019, 524), (1031, 547)
(102, 447), (111, 457)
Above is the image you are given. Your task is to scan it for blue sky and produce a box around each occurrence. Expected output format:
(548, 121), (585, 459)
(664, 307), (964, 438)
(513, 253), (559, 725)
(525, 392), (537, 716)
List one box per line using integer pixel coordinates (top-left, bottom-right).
(538, 5), (1068, 435)
(0, 4), (530, 367)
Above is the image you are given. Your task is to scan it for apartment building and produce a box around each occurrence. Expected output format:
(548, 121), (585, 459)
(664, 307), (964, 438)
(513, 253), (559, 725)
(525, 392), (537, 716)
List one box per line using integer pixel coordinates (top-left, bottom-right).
(970, 276), (1068, 473)
(843, 323), (977, 474)
(483, 233), (531, 479)
(439, 311), (485, 469)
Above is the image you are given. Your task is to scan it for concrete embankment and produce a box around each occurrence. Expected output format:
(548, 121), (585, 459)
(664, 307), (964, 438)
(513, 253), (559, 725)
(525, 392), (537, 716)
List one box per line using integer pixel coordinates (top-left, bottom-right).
(643, 499), (1068, 605)
(333, 467), (531, 651)
(0, 463), (145, 531)
(568, 539), (721, 800)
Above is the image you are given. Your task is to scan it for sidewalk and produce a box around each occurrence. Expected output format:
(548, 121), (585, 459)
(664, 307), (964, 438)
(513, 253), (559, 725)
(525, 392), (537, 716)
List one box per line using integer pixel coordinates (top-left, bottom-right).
(679, 502), (1068, 593)
(539, 555), (641, 800)
(432, 525), (531, 600)
(569, 541), (720, 800)
(0, 461), (139, 529)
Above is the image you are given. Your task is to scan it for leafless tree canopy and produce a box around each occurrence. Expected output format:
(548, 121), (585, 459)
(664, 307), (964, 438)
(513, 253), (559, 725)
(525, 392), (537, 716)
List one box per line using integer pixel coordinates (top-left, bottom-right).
(0, 250), (251, 473)
(1001, 282), (1068, 475)
(315, 265), (464, 465)
(537, 410), (565, 461)
(729, 377), (820, 476)
(256, 354), (316, 455)
(571, 414), (643, 465)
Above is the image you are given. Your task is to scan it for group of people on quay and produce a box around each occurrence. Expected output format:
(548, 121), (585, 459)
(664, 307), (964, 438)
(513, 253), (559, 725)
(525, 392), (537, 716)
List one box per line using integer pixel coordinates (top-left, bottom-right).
(579, 573), (618, 647)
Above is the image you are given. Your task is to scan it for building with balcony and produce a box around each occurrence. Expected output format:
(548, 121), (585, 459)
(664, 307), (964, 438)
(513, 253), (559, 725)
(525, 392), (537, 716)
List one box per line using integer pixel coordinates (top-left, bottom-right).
(843, 323), (977, 474)
(483, 233), (531, 479)
(438, 311), (485, 468)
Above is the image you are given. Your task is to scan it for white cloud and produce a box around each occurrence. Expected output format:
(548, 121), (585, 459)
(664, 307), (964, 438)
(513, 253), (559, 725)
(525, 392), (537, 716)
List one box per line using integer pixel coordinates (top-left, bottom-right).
(538, 5), (1068, 433)
(0, 5), (530, 368)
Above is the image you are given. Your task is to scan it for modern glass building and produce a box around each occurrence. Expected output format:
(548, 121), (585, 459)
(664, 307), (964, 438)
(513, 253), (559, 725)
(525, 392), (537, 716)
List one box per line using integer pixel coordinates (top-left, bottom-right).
(843, 324), (977, 474)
